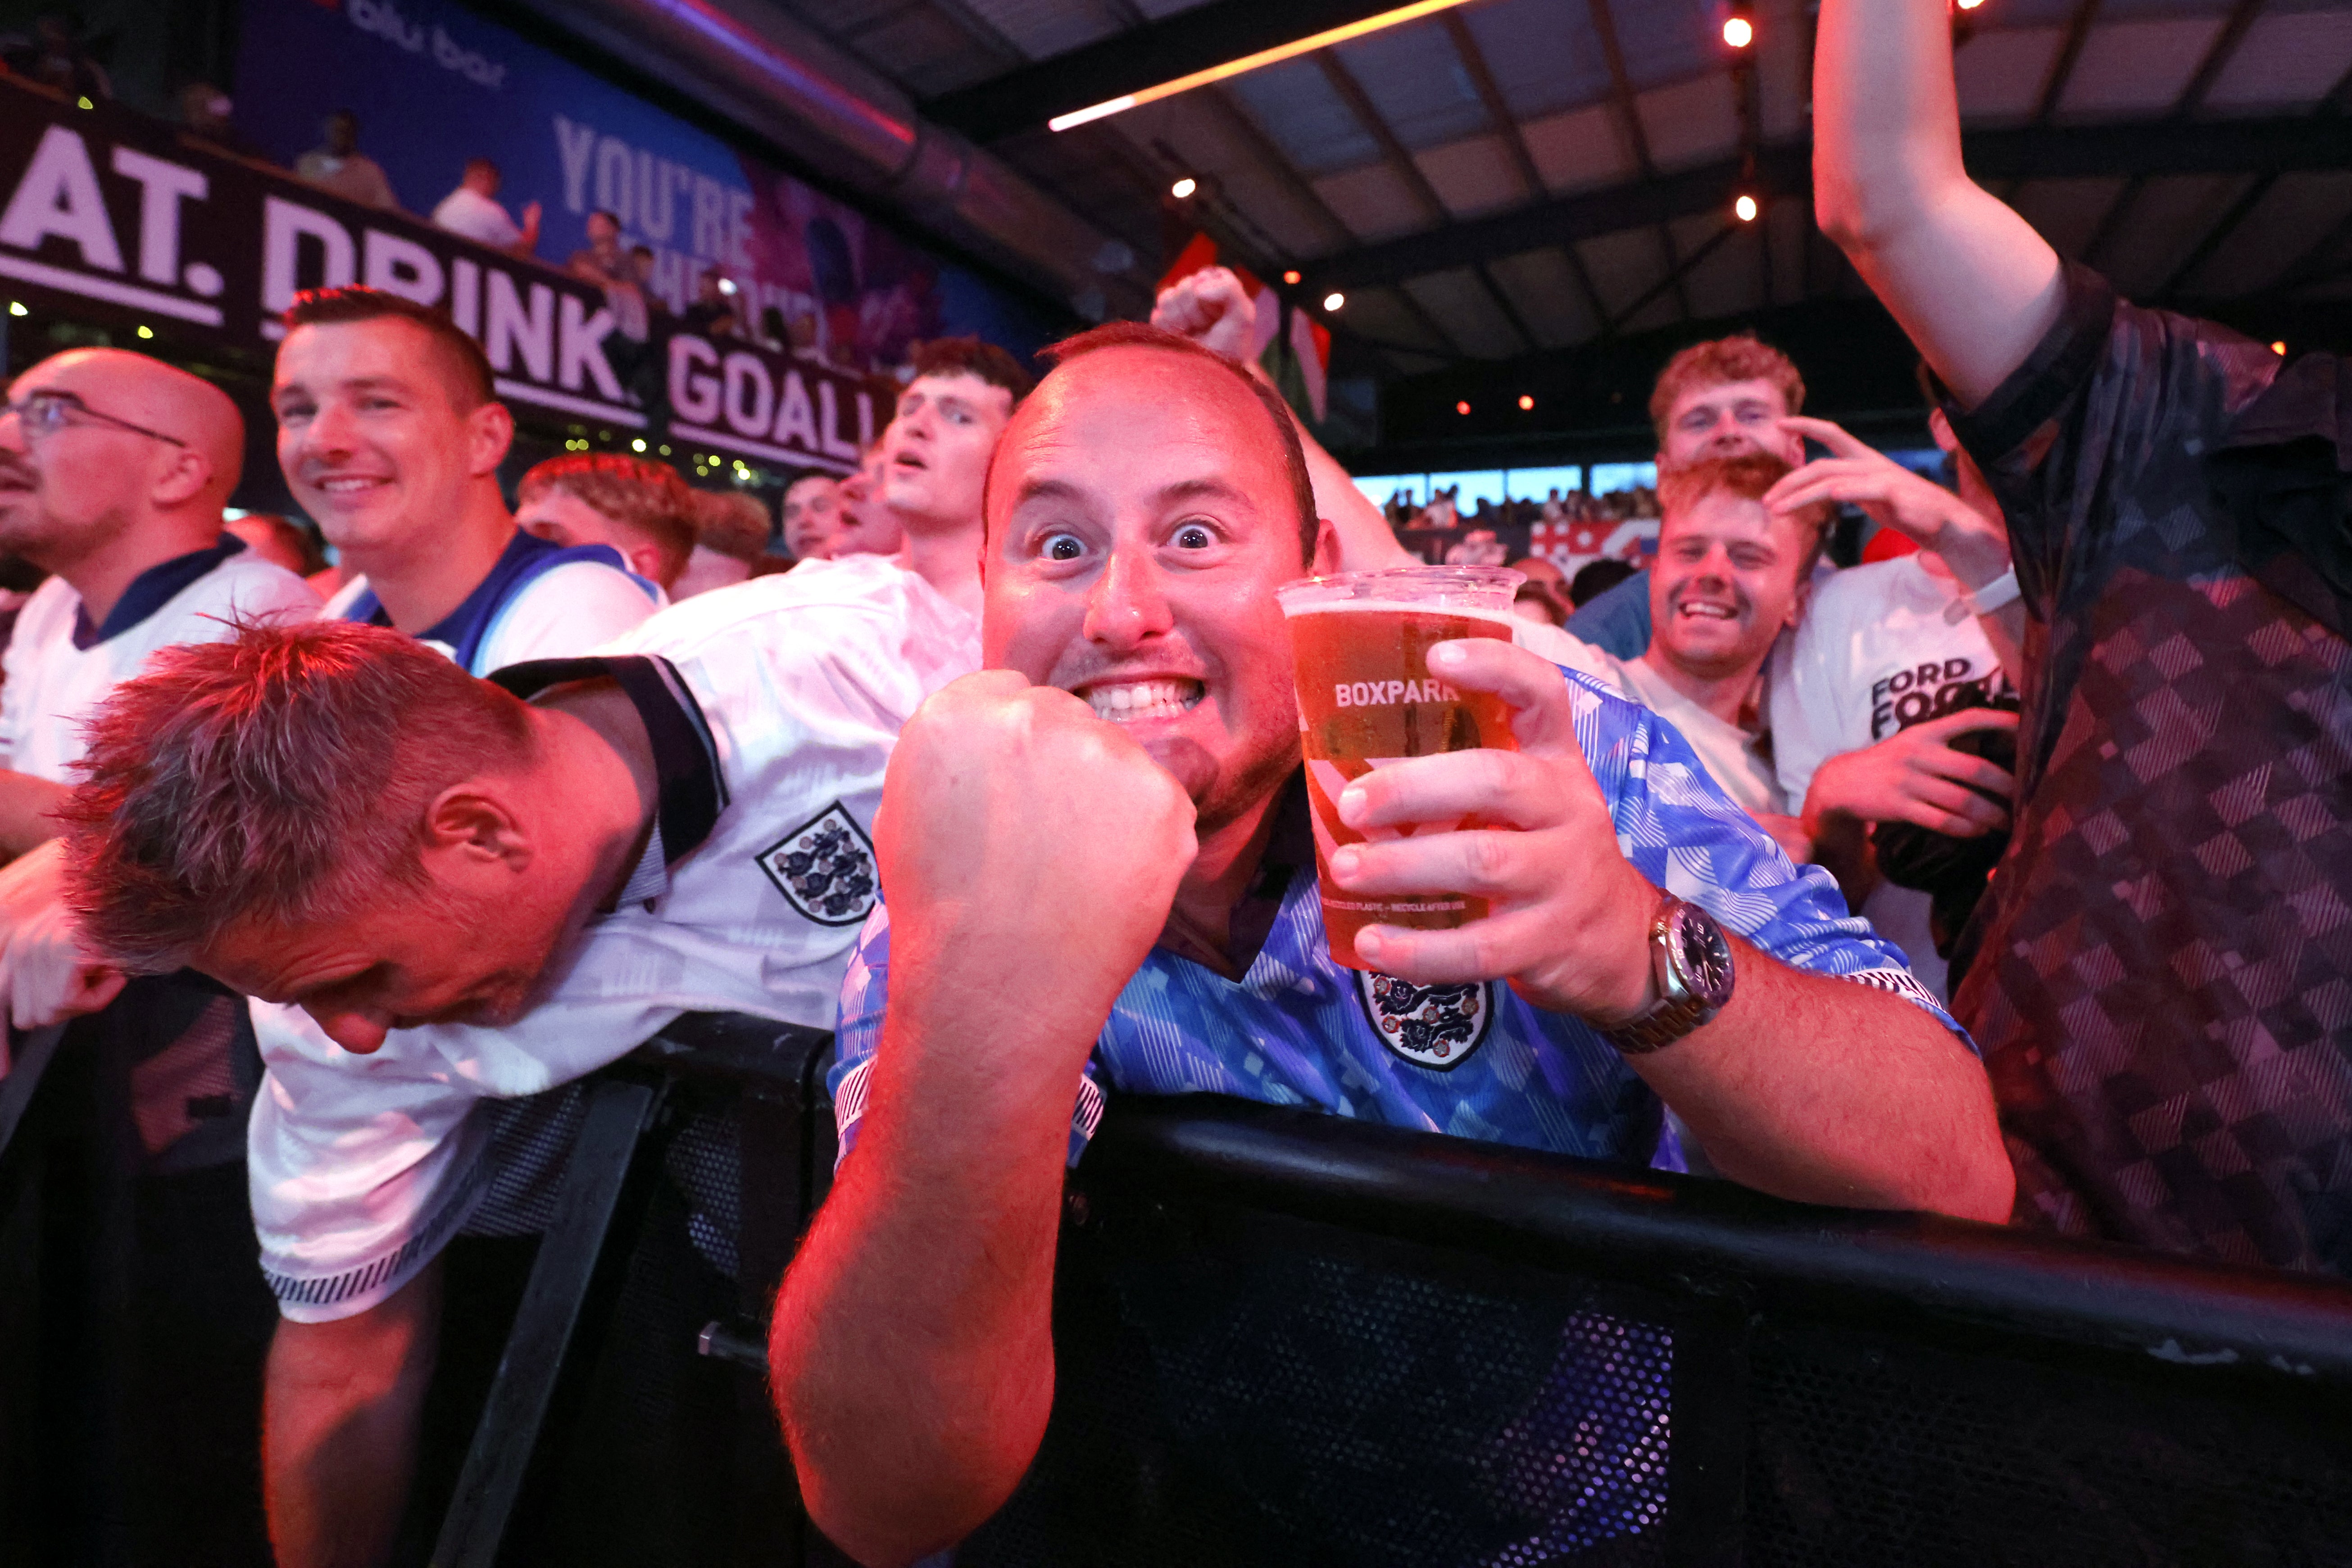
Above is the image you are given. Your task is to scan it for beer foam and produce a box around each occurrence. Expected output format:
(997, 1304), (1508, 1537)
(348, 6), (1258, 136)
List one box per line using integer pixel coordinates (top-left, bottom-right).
(1282, 600), (1520, 632)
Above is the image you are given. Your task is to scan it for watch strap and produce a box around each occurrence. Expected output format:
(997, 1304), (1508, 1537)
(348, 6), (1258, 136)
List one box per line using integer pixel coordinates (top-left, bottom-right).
(1601, 895), (1726, 1056)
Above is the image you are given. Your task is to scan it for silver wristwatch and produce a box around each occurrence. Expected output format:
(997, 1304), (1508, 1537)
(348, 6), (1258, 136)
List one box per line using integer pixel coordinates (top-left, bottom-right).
(1602, 894), (1735, 1055)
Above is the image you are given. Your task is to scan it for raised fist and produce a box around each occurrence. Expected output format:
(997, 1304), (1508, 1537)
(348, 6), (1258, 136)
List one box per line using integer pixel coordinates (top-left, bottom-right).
(877, 671), (1198, 1061)
(1151, 266), (1257, 362)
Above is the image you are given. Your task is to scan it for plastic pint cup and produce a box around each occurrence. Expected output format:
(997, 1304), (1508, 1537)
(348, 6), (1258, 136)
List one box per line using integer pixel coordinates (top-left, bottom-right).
(1275, 565), (1524, 972)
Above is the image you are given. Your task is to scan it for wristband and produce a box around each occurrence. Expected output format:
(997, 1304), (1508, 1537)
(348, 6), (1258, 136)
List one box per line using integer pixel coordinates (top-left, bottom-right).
(1946, 566), (2019, 623)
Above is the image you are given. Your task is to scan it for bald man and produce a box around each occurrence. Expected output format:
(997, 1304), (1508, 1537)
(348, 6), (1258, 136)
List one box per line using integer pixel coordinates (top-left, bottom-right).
(0, 347), (316, 1563)
(0, 350), (318, 859)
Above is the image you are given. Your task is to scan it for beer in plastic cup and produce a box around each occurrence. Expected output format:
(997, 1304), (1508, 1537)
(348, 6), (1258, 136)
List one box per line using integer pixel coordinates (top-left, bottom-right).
(1275, 566), (1523, 972)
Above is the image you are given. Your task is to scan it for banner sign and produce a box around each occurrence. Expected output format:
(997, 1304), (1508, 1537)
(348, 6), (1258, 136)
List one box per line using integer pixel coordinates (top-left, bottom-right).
(231, 0), (1057, 373)
(0, 81), (877, 473)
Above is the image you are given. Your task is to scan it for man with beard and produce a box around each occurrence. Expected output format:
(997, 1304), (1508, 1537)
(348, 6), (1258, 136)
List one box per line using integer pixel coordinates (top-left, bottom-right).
(0, 350), (316, 868)
(1571, 454), (1829, 863)
(1565, 336), (1811, 659)
(770, 323), (2010, 1567)
(0, 348), (314, 1563)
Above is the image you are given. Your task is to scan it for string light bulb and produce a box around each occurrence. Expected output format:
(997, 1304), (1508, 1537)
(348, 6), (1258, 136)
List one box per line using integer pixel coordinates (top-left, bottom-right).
(1518, 394), (1534, 410)
(1323, 291), (1345, 312)
(1284, 269), (1302, 285)
(1723, 15), (1753, 47)
(1456, 400), (1471, 416)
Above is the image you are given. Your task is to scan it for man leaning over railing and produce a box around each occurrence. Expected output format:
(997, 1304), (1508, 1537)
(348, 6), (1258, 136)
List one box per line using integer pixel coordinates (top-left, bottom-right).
(769, 321), (2012, 1568)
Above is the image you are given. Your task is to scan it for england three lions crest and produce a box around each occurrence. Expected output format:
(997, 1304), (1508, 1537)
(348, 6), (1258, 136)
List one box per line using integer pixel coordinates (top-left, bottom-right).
(1356, 972), (1494, 1071)
(758, 803), (878, 926)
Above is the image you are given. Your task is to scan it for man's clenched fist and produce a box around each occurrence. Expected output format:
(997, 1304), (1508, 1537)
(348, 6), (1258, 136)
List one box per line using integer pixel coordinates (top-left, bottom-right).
(877, 671), (1198, 1056)
(1151, 266), (1256, 362)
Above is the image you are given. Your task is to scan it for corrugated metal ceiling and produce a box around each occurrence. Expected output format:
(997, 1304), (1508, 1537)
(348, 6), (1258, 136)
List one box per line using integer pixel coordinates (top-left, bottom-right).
(774, 0), (2352, 376)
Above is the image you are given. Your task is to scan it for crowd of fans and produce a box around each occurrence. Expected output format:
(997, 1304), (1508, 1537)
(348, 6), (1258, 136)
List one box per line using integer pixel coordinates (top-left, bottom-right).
(1384, 479), (1660, 536)
(2, 0), (2348, 1561)
(0, 28), (828, 370)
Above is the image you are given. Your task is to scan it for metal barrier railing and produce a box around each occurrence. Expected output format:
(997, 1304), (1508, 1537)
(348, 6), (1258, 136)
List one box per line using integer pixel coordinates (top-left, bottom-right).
(421, 1015), (2352, 1566)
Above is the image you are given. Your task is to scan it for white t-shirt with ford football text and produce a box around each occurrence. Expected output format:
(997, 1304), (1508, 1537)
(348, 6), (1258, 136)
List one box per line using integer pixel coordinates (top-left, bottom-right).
(1769, 554), (2014, 997)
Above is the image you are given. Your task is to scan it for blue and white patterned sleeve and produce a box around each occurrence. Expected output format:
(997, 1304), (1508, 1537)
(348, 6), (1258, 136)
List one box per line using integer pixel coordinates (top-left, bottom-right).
(828, 897), (1109, 1167)
(1558, 668), (1973, 1049)
(825, 903), (893, 1160)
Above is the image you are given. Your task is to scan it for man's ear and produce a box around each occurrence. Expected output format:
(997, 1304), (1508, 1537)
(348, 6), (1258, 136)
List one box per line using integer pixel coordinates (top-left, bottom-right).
(419, 784), (531, 872)
(148, 444), (214, 510)
(626, 543), (667, 585)
(1307, 517), (1340, 576)
(1785, 574), (1814, 631)
(467, 397), (516, 478)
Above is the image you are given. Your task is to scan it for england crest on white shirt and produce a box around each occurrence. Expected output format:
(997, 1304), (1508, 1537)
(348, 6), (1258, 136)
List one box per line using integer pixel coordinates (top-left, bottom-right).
(1356, 971), (1494, 1070)
(758, 803), (878, 926)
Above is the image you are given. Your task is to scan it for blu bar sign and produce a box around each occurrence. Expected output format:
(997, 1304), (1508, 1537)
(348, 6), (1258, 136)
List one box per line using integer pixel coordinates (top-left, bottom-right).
(0, 82), (873, 473)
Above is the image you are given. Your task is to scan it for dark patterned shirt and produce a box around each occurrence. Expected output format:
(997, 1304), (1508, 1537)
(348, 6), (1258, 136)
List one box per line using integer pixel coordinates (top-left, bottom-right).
(1947, 263), (2352, 1274)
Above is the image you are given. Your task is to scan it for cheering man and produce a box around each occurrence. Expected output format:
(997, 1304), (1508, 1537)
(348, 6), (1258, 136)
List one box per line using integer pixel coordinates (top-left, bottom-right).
(770, 324), (2010, 1567)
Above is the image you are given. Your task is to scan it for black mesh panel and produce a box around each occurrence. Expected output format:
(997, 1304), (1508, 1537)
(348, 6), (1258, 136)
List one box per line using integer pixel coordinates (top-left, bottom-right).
(963, 1200), (1683, 1568)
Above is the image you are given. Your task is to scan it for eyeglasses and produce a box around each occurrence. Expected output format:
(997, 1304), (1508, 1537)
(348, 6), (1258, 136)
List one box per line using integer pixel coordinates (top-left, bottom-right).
(0, 389), (186, 447)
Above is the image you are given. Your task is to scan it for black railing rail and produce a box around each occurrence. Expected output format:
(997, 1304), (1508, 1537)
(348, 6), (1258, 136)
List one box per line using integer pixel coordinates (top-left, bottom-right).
(1076, 1094), (2352, 1389)
(410, 1017), (2352, 1567)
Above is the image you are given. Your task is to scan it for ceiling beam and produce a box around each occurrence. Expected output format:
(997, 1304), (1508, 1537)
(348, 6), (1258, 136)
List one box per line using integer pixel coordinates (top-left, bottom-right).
(1441, 9), (1608, 343)
(2080, 0), (2268, 273)
(921, 0), (1437, 142)
(2154, 176), (2272, 299)
(1303, 114), (2352, 292)
(1584, 0), (1694, 322)
(1187, 86), (1463, 363)
(1313, 49), (1534, 356)
(2034, 0), (2104, 124)
(1605, 222), (1740, 336)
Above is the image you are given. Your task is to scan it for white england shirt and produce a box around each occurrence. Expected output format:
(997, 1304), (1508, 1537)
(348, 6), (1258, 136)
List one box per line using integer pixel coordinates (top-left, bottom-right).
(0, 536), (319, 781)
(250, 555), (979, 1320)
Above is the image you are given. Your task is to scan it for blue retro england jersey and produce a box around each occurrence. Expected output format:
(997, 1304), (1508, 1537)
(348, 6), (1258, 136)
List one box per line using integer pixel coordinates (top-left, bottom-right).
(831, 665), (1964, 1168)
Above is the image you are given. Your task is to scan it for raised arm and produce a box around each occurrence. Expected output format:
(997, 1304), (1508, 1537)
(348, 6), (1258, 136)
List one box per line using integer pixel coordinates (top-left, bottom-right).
(1814, 0), (2066, 406)
(770, 673), (1197, 1567)
(1152, 267), (1413, 571)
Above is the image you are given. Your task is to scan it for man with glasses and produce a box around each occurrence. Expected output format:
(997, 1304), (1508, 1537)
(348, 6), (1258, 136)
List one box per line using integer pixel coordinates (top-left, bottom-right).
(0, 346), (316, 1564)
(0, 346), (317, 925)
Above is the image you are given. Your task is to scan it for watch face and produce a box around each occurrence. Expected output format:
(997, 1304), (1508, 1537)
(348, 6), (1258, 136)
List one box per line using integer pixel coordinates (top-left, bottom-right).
(1669, 904), (1735, 1007)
